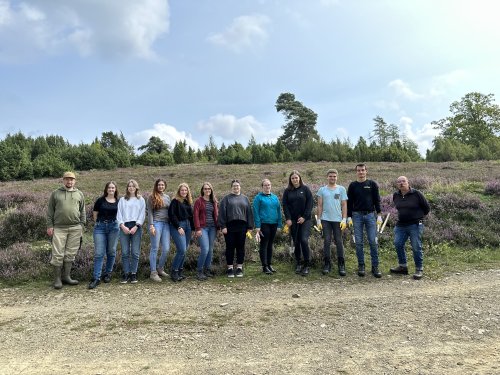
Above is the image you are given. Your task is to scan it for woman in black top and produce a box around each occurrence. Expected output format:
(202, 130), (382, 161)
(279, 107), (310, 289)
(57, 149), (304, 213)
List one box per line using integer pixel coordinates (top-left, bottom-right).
(282, 170), (313, 276)
(89, 181), (120, 289)
(168, 183), (194, 282)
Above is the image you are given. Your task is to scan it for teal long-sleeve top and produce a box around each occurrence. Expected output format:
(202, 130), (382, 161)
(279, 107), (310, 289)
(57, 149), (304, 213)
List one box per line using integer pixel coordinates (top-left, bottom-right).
(252, 192), (283, 229)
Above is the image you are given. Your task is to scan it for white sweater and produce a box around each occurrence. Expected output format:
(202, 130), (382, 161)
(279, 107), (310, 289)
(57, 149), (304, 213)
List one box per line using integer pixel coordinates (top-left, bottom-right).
(117, 196), (146, 226)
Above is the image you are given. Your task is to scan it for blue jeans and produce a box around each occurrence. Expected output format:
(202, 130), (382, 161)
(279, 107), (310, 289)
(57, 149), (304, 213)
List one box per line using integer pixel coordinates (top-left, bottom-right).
(149, 221), (171, 271)
(92, 221), (119, 279)
(321, 220), (345, 262)
(352, 211), (378, 267)
(197, 226), (216, 272)
(394, 223), (424, 270)
(170, 220), (192, 271)
(119, 227), (142, 274)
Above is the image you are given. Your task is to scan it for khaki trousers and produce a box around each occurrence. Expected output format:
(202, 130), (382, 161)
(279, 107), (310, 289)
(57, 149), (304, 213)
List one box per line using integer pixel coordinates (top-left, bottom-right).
(50, 225), (83, 266)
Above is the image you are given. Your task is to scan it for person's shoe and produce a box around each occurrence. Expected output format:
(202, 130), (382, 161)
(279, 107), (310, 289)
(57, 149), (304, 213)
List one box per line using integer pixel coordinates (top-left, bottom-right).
(338, 258), (347, 277)
(178, 269), (186, 280)
(204, 268), (215, 278)
(390, 265), (409, 275)
(61, 262), (79, 285)
(88, 278), (100, 289)
(295, 264), (302, 274)
(120, 273), (129, 284)
(197, 271), (208, 281)
(268, 265), (277, 273)
(235, 268), (244, 277)
(170, 270), (182, 282)
(413, 269), (423, 280)
(226, 268), (235, 278)
(157, 269), (169, 277)
(53, 266), (63, 290)
(129, 273), (138, 283)
(102, 273), (112, 283)
(371, 266), (382, 278)
(322, 262), (331, 275)
(357, 264), (365, 277)
(301, 266), (310, 276)
(263, 266), (272, 275)
(150, 271), (162, 282)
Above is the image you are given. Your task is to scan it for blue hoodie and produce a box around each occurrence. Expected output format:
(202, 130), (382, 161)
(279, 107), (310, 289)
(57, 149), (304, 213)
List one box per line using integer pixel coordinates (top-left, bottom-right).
(252, 192), (283, 229)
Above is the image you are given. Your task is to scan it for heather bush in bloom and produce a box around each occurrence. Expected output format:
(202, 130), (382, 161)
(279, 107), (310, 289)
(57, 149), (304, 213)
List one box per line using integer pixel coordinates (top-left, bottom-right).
(0, 192), (38, 209)
(0, 243), (51, 284)
(484, 179), (500, 196)
(0, 202), (47, 247)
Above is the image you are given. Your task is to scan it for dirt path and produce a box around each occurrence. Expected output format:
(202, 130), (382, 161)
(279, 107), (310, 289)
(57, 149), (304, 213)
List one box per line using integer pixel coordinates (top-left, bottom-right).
(1, 269), (499, 375)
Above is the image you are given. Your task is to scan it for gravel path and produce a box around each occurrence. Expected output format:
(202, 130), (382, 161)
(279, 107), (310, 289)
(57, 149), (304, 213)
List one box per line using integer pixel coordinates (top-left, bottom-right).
(1, 269), (499, 375)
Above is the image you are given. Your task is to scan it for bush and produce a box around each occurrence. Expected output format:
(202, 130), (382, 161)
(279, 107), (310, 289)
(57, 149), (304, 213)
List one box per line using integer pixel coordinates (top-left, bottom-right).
(485, 179), (500, 196)
(0, 243), (51, 284)
(0, 192), (39, 210)
(0, 202), (47, 248)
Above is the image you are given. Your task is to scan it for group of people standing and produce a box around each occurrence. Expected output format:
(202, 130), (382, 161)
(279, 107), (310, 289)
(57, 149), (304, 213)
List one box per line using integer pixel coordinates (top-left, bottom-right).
(46, 164), (430, 290)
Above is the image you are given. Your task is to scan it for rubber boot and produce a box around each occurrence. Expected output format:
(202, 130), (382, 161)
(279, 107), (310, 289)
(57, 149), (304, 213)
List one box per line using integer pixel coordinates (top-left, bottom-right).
(53, 266), (63, 290)
(62, 262), (79, 285)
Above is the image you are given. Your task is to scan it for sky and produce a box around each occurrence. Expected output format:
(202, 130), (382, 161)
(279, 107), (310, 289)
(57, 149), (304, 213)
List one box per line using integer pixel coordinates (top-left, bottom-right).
(1, 0), (500, 156)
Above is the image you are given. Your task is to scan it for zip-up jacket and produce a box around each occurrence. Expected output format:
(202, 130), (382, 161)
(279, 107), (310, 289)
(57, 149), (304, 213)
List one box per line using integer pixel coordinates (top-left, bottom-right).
(393, 188), (430, 226)
(252, 192), (283, 229)
(282, 185), (313, 221)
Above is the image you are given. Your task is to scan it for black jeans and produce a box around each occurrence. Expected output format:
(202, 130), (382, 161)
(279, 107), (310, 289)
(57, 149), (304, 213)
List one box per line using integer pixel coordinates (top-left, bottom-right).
(291, 220), (311, 265)
(224, 229), (247, 265)
(321, 220), (345, 263)
(258, 223), (278, 266)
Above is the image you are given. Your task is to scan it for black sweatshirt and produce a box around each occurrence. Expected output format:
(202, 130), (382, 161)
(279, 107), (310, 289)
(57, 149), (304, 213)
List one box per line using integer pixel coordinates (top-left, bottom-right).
(282, 185), (313, 221)
(168, 199), (194, 230)
(393, 188), (430, 226)
(347, 180), (381, 217)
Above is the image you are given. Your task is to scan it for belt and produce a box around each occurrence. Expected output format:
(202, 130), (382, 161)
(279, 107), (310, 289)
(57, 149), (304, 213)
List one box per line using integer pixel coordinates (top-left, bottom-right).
(354, 211), (374, 215)
(97, 219), (116, 224)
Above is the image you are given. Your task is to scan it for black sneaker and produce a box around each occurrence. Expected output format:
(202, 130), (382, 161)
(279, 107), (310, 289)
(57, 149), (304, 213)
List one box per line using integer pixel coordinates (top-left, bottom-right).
(235, 268), (243, 277)
(130, 273), (138, 283)
(226, 268), (235, 278)
(196, 271), (208, 281)
(357, 264), (366, 277)
(263, 266), (272, 274)
(413, 269), (423, 280)
(295, 264), (302, 274)
(301, 266), (310, 276)
(390, 265), (409, 275)
(88, 278), (100, 290)
(371, 266), (382, 278)
(120, 273), (129, 284)
(322, 262), (331, 275)
(102, 273), (112, 283)
(268, 265), (277, 273)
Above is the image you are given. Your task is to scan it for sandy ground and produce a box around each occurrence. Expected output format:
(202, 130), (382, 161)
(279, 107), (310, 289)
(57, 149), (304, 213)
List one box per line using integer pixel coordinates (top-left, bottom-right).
(1, 268), (499, 375)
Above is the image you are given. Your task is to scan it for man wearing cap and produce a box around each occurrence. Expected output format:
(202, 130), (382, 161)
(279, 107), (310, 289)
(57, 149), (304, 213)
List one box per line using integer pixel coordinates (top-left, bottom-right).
(46, 171), (86, 289)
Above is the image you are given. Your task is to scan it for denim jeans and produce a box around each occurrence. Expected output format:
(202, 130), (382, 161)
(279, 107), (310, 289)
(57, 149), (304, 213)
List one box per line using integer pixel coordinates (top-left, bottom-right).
(394, 223), (424, 270)
(119, 227), (142, 274)
(149, 220), (171, 271)
(291, 220), (311, 265)
(352, 211), (378, 267)
(170, 220), (192, 271)
(258, 223), (278, 267)
(197, 226), (216, 272)
(92, 221), (119, 279)
(321, 220), (345, 263)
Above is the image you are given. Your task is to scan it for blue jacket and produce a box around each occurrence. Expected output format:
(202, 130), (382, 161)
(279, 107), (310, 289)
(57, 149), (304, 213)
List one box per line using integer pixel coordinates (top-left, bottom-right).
(252, 192), (283, 229)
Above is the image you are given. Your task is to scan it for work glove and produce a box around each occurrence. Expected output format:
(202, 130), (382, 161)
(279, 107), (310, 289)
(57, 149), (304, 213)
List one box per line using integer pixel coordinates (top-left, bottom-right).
(340, 218), (347, 231)
(347, 217), (353, 228)
(282, 225), (289, 234)
(246, 230), (252, 239)
(316, 218), (323, 231)
(377, 215), (383, 232)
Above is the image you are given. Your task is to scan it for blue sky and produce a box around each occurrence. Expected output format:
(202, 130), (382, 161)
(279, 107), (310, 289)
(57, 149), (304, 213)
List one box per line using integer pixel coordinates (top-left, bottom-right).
(1, 0), (499, 155)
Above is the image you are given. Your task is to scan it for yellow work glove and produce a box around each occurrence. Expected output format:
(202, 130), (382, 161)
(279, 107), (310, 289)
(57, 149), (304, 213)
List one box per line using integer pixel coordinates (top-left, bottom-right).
(316, 218), (323, 231)
(340, 218), (347, 231)
(246, 230), (253, 239)
(347, 217), (353, 228)
(377, 215), (383, 232)
(282, 225), (289, 234)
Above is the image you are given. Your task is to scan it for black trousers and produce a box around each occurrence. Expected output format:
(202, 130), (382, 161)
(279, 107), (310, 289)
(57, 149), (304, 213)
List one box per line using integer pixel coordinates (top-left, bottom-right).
(291, 220), (311, 265)
(224, 229), (247, 265)
(258, 223), (278, 266)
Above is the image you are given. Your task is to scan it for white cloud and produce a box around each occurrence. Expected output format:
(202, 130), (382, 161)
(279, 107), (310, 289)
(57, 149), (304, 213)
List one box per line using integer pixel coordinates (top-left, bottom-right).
(129, 123), (200, 151)
(0, 0), (169, 62)
(399, 117), (441, 155)
(388, 79), (424, 101)
(197, 114), (281, 144)
(207, 14), (270, 53)
(429, 69), (467, 97)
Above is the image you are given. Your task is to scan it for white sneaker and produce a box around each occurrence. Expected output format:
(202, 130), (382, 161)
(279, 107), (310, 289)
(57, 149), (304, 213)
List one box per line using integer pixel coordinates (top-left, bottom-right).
(157, 269), (169, 277)
(150, 271), (162, 282)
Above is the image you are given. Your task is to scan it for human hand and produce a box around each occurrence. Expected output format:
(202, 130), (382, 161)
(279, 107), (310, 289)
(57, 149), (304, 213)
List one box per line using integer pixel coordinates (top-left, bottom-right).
(347, 217), (353, 228)
(377, 215), (383, 231)
(47, 228), (54, 237)
(150, 225), (156, 236)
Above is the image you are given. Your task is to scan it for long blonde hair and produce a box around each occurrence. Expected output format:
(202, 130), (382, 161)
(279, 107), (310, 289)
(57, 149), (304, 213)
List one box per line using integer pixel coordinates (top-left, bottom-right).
(174, 182), (193, 205)
(125, 179), (140, 200)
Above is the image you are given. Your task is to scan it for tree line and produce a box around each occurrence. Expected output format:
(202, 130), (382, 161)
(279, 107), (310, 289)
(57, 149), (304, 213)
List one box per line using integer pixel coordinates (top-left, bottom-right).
(1, 91), (499, 181)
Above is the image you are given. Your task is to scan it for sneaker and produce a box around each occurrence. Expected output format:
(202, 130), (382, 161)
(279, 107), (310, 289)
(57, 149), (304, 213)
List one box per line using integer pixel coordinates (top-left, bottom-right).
(88, 278), (100, 290)
(157, 269), (169, 277)
(413, 269), (423, 280)
(130, 273), (138, 283)
(235, 268), (244, 277)
(372, 266), (382, 278)
(196, 271), (208, 281)
(120, 273), (129, 284)
(102, 273), (112, 283)
(150, 271), (162, 282)
(322, 262), (331, 275)
(338, 258), (346, 277)
(263, 266), (272, 275)
(357, 264), (366, 277)
(268, 265), (277, 273)
(204, 269), (216, 278)
(301, 266), (310, 276)
(390, 265), (409, 275)
(295, 264), (302, 274)
(226, 268), (235, 278)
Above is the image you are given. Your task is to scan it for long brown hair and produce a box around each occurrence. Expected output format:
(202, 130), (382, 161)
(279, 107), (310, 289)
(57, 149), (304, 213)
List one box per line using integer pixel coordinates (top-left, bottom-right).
(102, 181), (118, 199)
(287, 170), (304, 190)
(174, 182), (193, 205)
(151, 178), (167, 210)
(199, 182), (217, 203)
